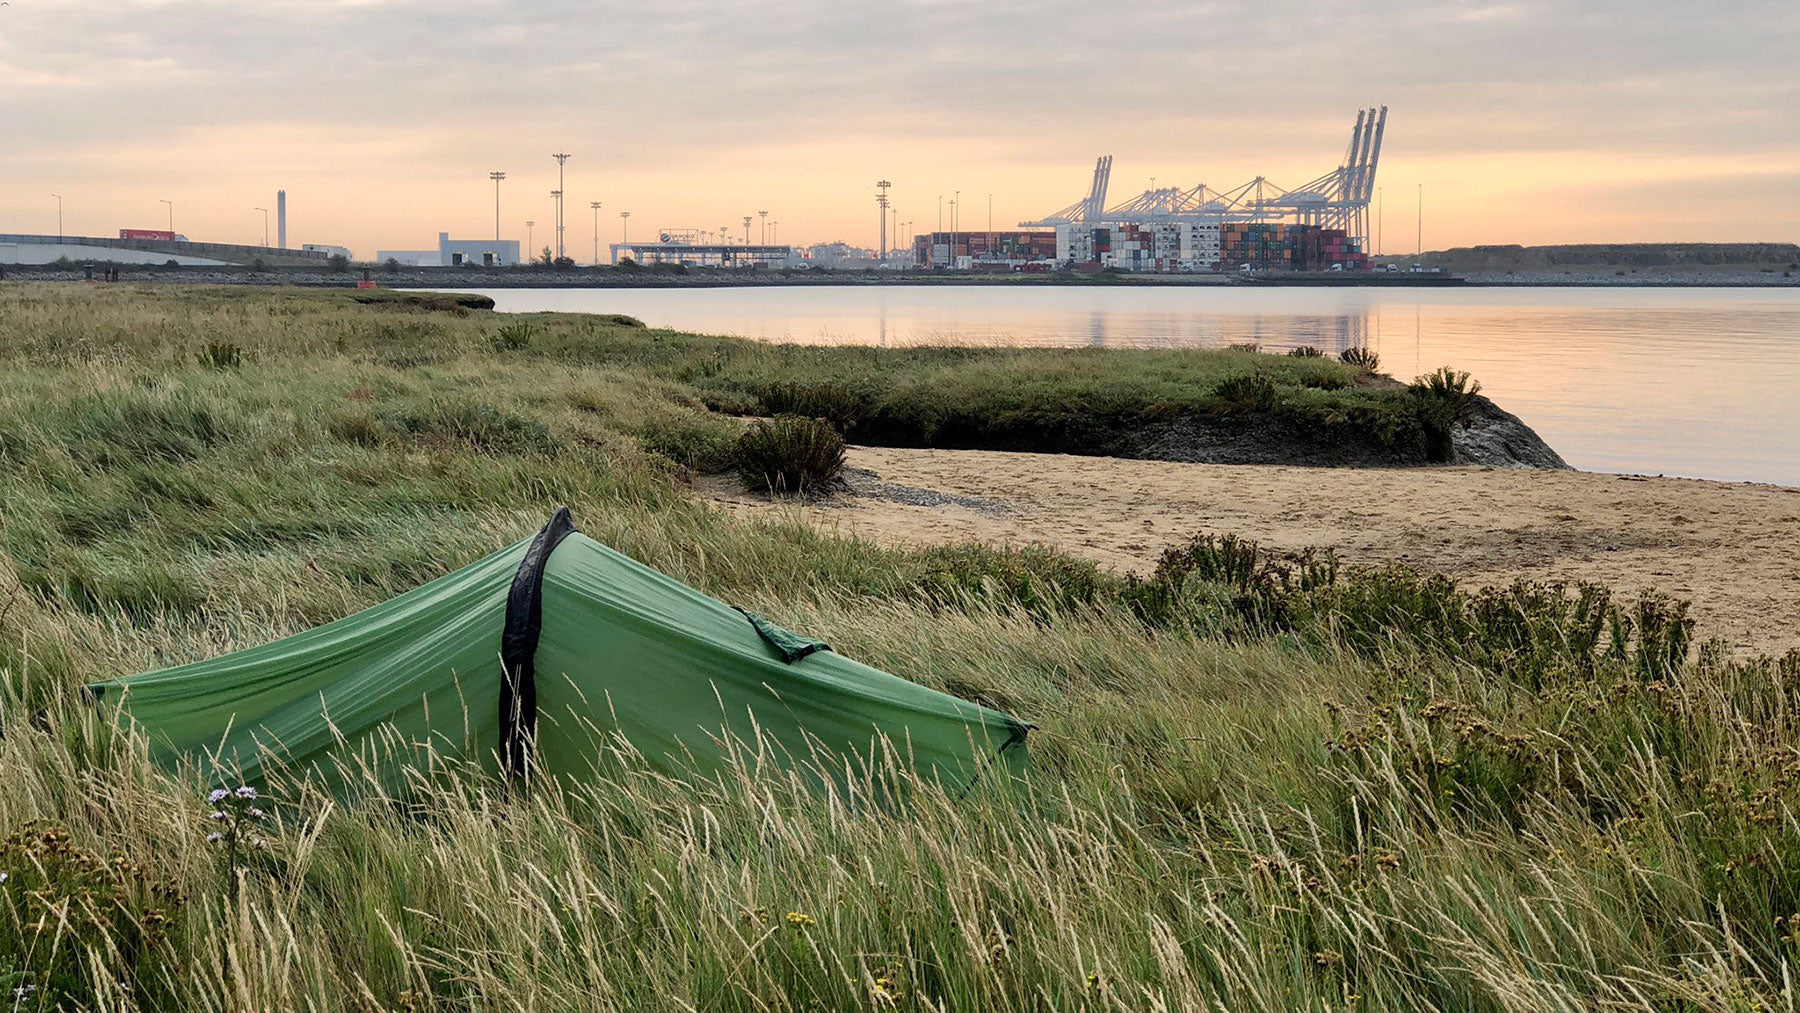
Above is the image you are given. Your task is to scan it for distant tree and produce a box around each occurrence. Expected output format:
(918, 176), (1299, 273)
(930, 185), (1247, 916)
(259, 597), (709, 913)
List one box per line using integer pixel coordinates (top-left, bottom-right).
(251, 257), (268, 271)
(327, 254), (350, 273)
(538, 246), (555, 267)
(385, 257), (400, 274)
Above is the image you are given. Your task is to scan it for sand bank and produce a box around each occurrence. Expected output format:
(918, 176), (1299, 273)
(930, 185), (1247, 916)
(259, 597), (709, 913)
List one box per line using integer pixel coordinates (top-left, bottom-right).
(707, 447), (1800, 655)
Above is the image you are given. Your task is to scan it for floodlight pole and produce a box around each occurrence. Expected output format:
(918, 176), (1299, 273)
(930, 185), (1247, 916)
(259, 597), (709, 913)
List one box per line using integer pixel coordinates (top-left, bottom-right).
(254, 207), (269, 247)
(51, 194), (63, 241)
(489, 171), (506, 242)
(160, 199), (173, 234)
(590, 201), (602, 265)
(552, 154), (571, 260)
(549, 190), (562, 261)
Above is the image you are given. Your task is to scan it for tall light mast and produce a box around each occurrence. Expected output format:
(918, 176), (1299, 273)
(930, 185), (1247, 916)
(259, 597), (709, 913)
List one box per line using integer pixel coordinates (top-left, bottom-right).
(489, 171), (506, 242)
(551, 153), (571, 260)
(590, 201), (603, 265)
(876, 180), (891, 261)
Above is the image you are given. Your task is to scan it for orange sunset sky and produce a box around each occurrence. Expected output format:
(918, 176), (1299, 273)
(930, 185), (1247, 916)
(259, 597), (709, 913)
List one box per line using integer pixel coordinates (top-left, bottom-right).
(2, 1), (1796, 260)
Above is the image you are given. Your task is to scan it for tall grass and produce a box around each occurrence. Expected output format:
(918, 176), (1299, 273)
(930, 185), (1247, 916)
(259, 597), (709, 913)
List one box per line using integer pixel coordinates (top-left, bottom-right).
(0, 284), (1797, 1010)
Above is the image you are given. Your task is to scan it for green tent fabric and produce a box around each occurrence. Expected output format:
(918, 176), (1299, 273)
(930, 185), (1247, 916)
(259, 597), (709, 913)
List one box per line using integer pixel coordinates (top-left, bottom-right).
(89, 509), (1030, 793)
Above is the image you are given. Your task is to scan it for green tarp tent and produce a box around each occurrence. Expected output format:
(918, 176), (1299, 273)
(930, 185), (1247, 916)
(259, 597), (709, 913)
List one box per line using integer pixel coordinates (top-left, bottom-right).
(90, 509), (1030, 792)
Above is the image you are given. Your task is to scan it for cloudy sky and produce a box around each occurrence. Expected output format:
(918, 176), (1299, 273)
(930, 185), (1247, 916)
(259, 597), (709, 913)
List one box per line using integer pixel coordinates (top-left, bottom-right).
(3, 1), (1796, 259)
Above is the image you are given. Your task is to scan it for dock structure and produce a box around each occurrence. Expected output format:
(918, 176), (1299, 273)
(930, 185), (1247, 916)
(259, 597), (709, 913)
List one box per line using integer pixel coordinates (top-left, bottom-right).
(1021, 106), (1388, 248)
(608, 241), (792, 268)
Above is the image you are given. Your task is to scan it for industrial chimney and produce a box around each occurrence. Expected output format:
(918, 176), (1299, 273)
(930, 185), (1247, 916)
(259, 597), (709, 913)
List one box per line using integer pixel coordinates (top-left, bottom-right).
(276, 190), (287, 250)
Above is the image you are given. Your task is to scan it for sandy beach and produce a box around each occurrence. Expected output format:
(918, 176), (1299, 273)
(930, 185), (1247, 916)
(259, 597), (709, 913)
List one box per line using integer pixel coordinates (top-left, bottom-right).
(708, 447), (1800, 655)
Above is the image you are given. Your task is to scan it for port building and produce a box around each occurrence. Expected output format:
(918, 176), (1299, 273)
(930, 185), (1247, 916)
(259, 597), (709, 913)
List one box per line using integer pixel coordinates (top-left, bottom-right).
(376, 233), (522, 268)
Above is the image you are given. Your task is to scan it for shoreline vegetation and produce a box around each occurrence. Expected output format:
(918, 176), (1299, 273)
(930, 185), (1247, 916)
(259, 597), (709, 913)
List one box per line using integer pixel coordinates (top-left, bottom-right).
(2, 240), (1796, 288)
(3, 283), (1799, 1009)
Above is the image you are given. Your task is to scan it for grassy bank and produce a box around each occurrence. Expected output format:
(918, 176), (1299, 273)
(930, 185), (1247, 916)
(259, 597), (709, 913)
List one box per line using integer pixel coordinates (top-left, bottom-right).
(2, 283), (1798, 1010)
(0, 284), (1453, 466)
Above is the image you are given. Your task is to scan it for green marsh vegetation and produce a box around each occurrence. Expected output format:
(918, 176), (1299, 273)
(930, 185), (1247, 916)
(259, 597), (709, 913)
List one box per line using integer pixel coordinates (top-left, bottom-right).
(1, 284), (1798, 1010)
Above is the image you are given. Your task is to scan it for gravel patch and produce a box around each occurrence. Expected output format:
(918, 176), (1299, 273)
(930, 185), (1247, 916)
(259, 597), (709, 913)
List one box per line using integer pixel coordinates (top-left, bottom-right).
(838, 467), (1011, 515)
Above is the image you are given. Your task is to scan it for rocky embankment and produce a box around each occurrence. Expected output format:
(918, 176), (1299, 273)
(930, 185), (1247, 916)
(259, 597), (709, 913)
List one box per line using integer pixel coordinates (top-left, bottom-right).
(1114, 394), (1566, 470)
(1453, 396), (1570, 468)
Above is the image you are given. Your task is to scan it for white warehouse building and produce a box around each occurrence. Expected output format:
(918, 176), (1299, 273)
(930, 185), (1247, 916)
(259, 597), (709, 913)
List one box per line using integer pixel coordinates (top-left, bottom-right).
(375, 232), (522, 268)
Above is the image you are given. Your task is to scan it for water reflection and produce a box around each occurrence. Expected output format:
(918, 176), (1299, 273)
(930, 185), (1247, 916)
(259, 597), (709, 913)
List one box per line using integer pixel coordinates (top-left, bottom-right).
(457, 286), (1800, 486)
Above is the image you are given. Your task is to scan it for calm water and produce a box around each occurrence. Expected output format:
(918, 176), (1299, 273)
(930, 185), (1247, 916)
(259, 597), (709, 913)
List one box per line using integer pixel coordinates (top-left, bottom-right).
(457, 286), (1800, 486)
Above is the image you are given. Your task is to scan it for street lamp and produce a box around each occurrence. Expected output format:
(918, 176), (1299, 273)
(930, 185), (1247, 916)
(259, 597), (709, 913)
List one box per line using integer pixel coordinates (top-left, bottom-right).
(742, 216), (752, 245)
(159, 199), (173, 234)
(618, 211), (630, 258)
(50, 194), (63, 241)
(590, 201), (602, 266)
(253, 207), (269, 247)
(551, 153), (571, 260)
(489, 171), (506, 242)
(949, 195), (958, 267)
(526, 220), (536, 260)
(759, 210), (768, 245)
(549, 191), (562, 261)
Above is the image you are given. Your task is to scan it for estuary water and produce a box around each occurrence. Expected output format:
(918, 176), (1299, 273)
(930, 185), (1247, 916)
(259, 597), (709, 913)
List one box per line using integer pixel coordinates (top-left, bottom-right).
(458, 285), (1800, 486)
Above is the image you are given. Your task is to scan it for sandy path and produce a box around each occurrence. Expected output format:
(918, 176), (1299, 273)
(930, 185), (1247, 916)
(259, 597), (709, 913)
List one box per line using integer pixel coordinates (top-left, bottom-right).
(706, 448), (1800, 655)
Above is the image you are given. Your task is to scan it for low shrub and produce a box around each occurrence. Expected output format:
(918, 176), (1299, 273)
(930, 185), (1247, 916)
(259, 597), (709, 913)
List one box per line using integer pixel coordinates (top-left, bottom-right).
(490, 321), (534, 351)
(1410, 367), (1483, 462)
(1122, 530), (1696, 689)
(1340, 346), (1380, 371)
(757, 380), (863, 434)
(1301, 372), (1352, 391)
(735, 416), (846, 495)
(1287, 345), (1325, 358)
(1209, 373), (1280, 414)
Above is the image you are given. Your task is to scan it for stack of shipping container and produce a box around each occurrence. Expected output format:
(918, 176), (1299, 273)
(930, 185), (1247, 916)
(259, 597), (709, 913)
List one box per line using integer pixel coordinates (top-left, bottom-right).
(1055, 223), (1221, 273)
(911, 231), (1057, 269)
(1284, 226), (1370, 271)
(1218, 223), (1292, 269)
(1217, 223), (1369, 271)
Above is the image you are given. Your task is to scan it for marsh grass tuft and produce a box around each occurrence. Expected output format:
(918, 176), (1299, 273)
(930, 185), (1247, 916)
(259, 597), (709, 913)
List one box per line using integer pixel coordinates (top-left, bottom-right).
(1340, 345), (1380, 371)
(735, 416), (846, 494)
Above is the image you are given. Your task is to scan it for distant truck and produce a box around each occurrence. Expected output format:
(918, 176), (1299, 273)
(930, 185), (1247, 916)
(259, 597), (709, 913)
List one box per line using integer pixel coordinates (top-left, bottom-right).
(119, 229), (182, 242)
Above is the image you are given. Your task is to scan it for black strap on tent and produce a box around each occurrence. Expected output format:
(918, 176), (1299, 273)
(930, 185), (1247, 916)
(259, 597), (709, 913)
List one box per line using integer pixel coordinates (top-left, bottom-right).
(499, 507), (578, 779)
